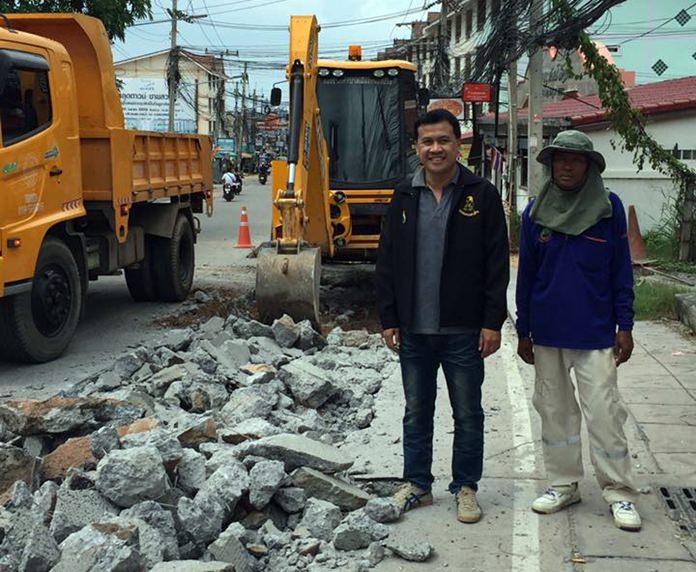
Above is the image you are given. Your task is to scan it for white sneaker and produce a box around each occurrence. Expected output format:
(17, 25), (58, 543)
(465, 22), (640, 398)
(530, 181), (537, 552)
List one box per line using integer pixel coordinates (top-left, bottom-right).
(532, 485), (581, 514)
(611, 501), (642, 531)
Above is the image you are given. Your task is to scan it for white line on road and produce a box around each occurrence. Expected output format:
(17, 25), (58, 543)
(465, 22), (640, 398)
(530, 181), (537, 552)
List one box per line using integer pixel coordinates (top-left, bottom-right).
(502, 333), (541, 572)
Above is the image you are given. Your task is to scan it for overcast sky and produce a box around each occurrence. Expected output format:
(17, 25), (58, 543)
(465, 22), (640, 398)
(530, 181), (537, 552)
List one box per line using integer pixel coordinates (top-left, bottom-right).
(113, 0), (696, 100)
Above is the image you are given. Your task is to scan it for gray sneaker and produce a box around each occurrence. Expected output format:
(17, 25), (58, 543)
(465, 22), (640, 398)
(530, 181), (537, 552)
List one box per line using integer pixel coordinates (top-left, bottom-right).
(532, 485), (581, 514)
(611, 501), (642, 531)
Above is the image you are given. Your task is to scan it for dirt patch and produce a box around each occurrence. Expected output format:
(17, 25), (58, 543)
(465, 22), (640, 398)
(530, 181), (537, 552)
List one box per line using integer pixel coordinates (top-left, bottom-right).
(156, 265), (382, 334)
(155, 287), (257, 329)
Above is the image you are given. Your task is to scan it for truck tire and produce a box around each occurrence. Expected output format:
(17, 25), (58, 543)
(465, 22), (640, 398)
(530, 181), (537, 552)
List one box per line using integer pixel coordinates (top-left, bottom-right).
(152, 214), (195, 302)
(125, 236), (156, 301)
(0, 237), (82, 363)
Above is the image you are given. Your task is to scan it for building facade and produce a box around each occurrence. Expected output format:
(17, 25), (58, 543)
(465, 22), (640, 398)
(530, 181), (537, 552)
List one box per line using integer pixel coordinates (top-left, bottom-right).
(115, 49), (226, 137)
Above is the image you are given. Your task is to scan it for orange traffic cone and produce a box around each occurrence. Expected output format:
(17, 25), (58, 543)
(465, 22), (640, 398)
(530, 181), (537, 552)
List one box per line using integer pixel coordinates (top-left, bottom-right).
(235, 206), (254, 248)
(627, 205), (647, 264)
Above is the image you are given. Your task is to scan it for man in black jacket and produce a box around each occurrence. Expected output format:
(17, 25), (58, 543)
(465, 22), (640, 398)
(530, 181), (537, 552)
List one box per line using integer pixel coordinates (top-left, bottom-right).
(376, 109), (509, 523)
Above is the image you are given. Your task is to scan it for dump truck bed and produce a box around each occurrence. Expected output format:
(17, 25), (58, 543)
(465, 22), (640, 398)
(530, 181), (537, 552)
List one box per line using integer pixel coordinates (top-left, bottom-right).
(80, 128), (212, 207)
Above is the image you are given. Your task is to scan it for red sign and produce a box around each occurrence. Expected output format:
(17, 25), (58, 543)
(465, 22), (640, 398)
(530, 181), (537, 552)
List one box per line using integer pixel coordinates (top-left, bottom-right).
(462, 83), (493, 103)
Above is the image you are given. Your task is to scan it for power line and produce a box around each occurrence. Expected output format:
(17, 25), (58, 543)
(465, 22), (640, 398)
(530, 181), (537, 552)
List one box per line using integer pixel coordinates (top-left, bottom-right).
(619, 2), (696, 45)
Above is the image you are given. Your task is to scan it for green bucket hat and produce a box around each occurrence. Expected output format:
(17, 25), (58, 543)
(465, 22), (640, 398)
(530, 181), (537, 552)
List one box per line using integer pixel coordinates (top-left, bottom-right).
(536, 130), (606, 173)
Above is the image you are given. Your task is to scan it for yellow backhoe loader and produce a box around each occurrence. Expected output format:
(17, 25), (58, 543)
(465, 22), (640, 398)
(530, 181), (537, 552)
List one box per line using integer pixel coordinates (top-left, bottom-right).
(256, 15), (425, 325)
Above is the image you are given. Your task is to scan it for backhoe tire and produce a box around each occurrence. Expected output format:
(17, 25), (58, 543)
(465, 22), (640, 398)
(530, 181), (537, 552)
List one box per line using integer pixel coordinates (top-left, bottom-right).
(125, 236), (156, 302)
(0, 237), (82, 363)
(152, 214), (195, 302)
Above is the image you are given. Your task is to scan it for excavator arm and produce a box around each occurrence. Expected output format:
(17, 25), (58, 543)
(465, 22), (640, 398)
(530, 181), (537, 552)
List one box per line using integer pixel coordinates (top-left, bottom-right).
(256, 16), (333, 326)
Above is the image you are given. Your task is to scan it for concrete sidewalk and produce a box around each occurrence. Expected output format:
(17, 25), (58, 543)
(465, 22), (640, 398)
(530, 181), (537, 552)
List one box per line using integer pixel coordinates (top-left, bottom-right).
(340, 282), (696, 571)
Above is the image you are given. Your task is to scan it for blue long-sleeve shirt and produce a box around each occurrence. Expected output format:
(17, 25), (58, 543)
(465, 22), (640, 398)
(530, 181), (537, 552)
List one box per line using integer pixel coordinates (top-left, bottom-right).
(515, 192), (634, 350)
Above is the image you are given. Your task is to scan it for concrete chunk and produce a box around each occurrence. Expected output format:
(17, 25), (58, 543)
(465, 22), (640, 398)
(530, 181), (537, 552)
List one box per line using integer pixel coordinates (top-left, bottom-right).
(292, 467), (371, 511)
(121, 500), (179, 561)
(95, 445), (169, 508)
(0, 445), (37, 498)
(363, 497), (401, 523)
(49, 487), (119, 543)
(208, 527), (255, 572)
(271, 314), (300, 348)
(18, 525), (60, 572)
(273, 487), (306, 513)
(220, 417), (281, 445)
(298, 498), (342, 542)
(249, 460), (287, 509)
(177, 448), (207, 494)
(0, 396), (144, 435)
(332, 510), (389, 551)
(279, 359), (336, 408)
(675, 292), (696, 334)
(177, 495), (224, 546)
(220, 386), (277, 426)
(237, 433), (353, 474)
(150, 562), (236, 572)
(52, 522), (144, 572)
(384, 531), (434, 562)
(197, 461), (250, 516)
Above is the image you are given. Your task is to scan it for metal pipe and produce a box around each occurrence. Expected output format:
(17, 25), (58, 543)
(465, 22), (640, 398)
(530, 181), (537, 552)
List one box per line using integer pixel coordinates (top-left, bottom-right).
(285, 60), (304, 197)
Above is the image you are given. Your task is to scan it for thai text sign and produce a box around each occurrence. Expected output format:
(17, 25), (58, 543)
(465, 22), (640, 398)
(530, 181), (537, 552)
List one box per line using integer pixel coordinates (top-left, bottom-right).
(462, 83), (493, 103)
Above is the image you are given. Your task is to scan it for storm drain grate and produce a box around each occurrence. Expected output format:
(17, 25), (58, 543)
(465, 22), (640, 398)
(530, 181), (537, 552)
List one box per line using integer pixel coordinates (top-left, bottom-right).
(659, 487), (696, 537)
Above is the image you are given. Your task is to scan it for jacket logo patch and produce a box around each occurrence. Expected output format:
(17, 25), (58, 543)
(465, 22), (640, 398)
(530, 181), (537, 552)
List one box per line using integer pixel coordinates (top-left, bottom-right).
(539, 228), (552, 242)
(459, 195), (479, 217)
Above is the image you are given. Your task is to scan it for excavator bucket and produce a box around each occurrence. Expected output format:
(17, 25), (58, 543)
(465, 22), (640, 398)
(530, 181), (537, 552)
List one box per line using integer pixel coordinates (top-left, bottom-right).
(256, 246), (321, 327)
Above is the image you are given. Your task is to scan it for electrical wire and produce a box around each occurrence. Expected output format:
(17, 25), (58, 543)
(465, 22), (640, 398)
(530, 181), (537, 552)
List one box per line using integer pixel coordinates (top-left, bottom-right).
(619, 2), (696, 45)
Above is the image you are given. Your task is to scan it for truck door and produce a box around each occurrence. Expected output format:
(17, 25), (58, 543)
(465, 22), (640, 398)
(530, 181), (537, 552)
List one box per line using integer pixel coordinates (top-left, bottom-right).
(0, 47), (72, 281)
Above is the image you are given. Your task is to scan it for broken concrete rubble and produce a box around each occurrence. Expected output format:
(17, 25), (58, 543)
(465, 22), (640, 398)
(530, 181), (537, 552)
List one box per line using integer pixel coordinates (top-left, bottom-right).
(292, 467), (372, 511)
(236, 433), (353, 474)
(0, 314), (404, 571)
(95, 446), (170, 507)
(52, 522), (143, 572)
(0, 396), (144, 436)
(0, 446), (36, 499)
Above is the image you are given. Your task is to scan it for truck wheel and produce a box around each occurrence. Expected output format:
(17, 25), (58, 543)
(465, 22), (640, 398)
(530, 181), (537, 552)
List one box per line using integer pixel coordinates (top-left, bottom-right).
(0, 238), (82, 363)
(152, 214), (195, 302)
(125, 236), (156, 301)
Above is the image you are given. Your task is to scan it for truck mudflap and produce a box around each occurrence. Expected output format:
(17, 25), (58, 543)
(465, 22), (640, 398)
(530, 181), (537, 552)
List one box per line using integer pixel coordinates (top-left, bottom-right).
(256, 246), (321, 327)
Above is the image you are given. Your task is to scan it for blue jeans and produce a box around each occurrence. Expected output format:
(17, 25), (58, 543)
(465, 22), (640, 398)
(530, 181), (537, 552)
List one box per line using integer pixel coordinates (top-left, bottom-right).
(399, 332), (484, 494)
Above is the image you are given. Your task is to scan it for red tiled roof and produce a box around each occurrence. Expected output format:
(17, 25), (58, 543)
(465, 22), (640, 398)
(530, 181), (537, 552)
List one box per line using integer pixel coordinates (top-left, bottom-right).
(517, 76), (696, 126)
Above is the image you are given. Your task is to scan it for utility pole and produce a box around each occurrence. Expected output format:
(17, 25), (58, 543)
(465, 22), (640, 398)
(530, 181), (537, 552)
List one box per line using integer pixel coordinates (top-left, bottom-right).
(433, 0), (450, 93)
(236, 62), (248, 168)
(508, 60), (518, 231)
(527, 0), (544, 196)
(678, 184), (695, 261)
(167, 0), (178, 131)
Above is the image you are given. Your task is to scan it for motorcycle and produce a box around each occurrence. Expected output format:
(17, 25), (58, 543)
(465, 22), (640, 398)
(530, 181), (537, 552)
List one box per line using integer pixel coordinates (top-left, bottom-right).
(258, 164), (269, 185)
(233, 171), (244, 195)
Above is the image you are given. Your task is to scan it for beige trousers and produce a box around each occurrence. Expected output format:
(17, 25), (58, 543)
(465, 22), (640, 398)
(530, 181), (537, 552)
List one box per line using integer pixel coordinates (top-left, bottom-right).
(533, 345), (638, 504)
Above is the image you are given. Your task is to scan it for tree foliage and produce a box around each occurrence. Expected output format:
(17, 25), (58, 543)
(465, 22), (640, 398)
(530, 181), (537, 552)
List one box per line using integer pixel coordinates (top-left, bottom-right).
(0, 0), (152, 41)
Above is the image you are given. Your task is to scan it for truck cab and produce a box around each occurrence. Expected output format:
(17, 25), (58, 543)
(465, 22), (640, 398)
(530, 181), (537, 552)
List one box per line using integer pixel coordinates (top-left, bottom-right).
(0, 15), (213, 363)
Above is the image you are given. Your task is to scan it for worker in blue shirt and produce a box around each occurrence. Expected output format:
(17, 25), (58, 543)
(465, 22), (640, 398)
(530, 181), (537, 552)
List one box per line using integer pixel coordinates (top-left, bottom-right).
(515, 130), (641, 531)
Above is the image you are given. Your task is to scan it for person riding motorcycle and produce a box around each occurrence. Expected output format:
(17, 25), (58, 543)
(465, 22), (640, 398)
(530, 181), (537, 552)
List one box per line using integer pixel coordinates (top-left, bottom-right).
(258, 161), (269, 185)
(221, 168), (238, 202)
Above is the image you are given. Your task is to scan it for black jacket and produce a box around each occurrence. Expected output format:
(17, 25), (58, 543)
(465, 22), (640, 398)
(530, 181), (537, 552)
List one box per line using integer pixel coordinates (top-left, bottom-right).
(376, 167), (510, 332)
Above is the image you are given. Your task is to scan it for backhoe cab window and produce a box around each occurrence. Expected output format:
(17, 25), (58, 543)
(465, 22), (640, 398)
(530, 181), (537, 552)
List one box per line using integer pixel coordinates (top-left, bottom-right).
(0, 51), (52, 147)
(317, 74), (404, 188)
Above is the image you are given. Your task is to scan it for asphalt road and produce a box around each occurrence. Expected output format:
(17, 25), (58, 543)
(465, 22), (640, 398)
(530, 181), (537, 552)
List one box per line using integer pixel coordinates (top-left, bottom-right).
(0, 177), (274, 398)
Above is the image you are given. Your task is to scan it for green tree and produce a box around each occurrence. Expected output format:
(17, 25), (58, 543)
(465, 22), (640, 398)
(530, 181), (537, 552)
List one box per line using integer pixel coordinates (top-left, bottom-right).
(0, 0), (152, 42)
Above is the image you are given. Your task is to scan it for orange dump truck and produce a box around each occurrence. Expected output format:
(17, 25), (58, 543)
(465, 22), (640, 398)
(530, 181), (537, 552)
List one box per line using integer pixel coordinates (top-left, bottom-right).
(0, 14), (214, 363)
